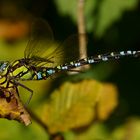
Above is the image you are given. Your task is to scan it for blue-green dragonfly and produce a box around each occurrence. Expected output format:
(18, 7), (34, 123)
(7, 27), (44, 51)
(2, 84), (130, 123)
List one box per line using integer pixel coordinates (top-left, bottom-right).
(0, 19), (140, 103)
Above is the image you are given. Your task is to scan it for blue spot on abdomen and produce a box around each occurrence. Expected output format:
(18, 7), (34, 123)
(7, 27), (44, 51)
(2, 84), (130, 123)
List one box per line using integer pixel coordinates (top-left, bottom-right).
(37, 72), (42, 80)
(47, 69), (55, 75)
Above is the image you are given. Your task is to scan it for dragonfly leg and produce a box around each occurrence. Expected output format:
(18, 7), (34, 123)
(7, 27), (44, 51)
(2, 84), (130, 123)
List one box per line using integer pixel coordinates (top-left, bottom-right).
(11, 80), (33, 106)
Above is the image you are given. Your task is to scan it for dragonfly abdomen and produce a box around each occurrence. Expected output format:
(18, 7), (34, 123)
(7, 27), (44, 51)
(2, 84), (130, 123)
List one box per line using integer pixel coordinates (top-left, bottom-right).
(33, 68), (58, 80)
(56, 50), (140, 70)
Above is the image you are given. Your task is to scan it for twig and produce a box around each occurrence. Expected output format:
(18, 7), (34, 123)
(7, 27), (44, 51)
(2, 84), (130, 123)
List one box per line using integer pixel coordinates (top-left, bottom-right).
(77, 0), (89, 69)
(50, 133), (64, 140)
(27, 108), (49, 133)
(28, 108), (65, 140)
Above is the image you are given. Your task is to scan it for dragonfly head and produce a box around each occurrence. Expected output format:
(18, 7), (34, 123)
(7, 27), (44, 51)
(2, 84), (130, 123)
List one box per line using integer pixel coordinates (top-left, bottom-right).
(0, 61), (9, 76)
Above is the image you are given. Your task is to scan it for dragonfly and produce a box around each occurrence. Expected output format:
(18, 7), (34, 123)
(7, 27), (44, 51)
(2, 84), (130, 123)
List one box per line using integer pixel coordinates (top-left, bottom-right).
(0, 19), (140, 103)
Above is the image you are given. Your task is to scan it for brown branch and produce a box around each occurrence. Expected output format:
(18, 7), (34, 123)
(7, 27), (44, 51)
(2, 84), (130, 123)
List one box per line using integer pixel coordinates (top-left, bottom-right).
(27, 108), (49, 133)
(77, 0), (87, 58)
(77, 0), (89, 69)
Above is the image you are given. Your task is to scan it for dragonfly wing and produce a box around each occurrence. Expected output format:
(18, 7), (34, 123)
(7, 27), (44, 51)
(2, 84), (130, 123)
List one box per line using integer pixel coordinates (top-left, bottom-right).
(24, 19), (80, 67)
(43, 34), (80, 67)
(24, 18), (55, 64)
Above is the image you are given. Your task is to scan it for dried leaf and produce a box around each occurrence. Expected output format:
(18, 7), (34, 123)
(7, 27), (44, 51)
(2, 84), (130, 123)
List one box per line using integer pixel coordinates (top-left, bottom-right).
(0, 19), (29, 40)
(0, 87), (31, 126)
(96, 83), (118, 120)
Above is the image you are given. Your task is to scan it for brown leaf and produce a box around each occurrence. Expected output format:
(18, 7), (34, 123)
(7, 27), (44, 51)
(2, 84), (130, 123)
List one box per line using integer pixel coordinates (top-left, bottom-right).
(0, 19), (29, 41)
(96, 83), (118, 120)
(0, 87), (31, 126)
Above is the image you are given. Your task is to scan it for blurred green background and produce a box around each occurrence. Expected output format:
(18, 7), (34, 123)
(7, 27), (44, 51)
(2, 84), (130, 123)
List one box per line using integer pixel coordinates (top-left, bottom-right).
(0, 0), (140, 140)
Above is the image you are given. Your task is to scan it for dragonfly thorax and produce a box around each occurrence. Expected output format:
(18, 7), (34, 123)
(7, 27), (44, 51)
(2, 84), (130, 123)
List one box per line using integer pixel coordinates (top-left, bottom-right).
(8, 59), (34, 80)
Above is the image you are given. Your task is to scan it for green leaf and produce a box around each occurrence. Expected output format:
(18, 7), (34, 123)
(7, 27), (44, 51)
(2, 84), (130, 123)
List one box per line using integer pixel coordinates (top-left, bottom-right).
(75, 123), (109, 140)
(54, 0), (138, 37)
(111, 118), (140, 140)
(94, 0), (138, 37)
(38, 79), (118, 134)
(55, 0), (77, 22)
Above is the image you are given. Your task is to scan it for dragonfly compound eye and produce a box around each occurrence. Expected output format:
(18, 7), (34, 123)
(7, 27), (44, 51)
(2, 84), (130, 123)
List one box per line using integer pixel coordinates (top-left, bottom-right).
(0, 61), (9, 74)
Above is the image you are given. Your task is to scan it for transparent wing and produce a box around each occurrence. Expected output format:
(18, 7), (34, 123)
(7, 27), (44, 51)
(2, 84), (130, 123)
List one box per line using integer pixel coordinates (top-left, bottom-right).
(24, 18), (80, 67)
(47, 34), (80, 67)
(24, 18), (54, 65)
